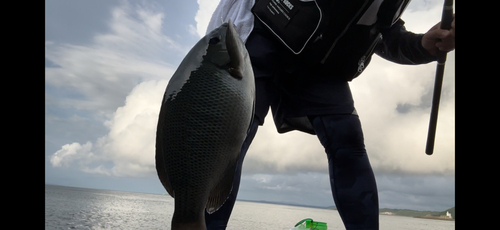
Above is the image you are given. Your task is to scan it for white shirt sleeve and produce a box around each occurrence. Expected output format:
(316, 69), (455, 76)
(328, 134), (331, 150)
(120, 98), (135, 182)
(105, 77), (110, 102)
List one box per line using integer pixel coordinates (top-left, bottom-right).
(206, 0), (256, 43)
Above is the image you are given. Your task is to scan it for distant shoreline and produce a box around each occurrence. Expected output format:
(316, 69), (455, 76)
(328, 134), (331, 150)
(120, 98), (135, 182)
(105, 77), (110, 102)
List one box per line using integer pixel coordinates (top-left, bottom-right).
(379, 207), (455, 221)
(413, 216), (455, 221)
(237, 199), (456, 221)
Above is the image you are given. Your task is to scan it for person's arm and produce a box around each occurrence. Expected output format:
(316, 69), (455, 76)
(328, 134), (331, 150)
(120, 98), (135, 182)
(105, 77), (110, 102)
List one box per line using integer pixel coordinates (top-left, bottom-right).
(375, 19), (438, 64)
(375, 14), (456, 65)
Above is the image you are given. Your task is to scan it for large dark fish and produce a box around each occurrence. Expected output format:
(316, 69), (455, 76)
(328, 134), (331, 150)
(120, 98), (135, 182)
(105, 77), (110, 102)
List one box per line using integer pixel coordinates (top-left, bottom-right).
(155, 21), (255, 230)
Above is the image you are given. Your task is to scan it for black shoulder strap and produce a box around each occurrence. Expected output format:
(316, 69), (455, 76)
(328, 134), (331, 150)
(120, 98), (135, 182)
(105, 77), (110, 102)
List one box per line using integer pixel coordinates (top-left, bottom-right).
(377, 0), (411, 28)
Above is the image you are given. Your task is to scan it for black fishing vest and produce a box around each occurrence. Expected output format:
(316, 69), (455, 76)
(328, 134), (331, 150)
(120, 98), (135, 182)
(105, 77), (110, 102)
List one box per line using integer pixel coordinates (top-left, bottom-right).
(252, 0), (412, 81)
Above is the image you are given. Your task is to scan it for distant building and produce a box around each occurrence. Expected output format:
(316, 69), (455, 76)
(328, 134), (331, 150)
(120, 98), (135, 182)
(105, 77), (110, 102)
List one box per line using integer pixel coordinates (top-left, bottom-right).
(438, 211), (453, 219)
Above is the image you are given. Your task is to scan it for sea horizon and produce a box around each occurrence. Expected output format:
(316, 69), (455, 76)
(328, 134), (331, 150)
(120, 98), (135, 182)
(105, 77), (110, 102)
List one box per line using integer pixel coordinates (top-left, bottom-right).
(44, 183), (452, 213)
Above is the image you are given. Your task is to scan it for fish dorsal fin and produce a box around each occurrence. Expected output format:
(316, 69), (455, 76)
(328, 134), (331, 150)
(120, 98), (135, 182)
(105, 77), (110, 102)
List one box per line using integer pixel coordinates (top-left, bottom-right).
(205, 160), (238, 214)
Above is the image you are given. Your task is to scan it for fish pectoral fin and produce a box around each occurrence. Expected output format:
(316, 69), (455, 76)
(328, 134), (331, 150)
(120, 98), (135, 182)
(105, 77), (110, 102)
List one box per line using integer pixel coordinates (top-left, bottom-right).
(206, 161), (238, 214)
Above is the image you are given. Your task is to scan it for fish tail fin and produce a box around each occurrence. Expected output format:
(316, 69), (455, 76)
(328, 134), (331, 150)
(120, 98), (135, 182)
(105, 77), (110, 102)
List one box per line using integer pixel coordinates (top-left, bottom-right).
(171, 210), (206, 230)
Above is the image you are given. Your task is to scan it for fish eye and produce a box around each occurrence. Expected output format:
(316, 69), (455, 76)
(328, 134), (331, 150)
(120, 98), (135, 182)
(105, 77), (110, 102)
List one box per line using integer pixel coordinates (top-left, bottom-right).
(209, 37), (220, 44)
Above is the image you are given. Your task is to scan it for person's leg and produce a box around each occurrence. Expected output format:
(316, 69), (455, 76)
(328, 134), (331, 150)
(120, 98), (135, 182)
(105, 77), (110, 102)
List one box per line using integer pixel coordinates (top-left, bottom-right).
(309, 114), (379, 230)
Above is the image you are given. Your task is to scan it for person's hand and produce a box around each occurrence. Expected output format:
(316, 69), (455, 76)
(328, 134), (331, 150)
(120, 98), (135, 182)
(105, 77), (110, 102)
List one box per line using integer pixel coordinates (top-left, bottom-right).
(421, 14), (455, 56)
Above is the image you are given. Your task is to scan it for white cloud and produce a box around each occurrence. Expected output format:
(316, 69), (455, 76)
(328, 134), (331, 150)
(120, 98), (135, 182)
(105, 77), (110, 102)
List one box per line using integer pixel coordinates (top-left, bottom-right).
(241, 0), (454, 176)
(50, 80), (167, 177)
(47, 0), (180, 177)
(351, 52), (455, 174)
(348, 0), (455, 175)
(51, 142), (93, 167)
(194, 0), (220, 37)
(49, 0), (454, 181)
(98, 80), (167, 177)
(241, 51), (455, 175)
(187, 24), (199, 36)
(242, 120), (327, 174)
(45, 0), (178, 114)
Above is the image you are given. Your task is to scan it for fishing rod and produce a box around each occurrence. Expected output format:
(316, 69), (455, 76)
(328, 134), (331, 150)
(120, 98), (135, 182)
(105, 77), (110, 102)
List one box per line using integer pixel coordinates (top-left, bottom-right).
(425, 0), (454, 155)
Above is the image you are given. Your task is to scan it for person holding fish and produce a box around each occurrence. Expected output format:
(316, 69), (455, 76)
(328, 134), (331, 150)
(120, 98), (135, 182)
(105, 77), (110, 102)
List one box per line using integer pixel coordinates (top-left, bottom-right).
(157, 0), (455, 229)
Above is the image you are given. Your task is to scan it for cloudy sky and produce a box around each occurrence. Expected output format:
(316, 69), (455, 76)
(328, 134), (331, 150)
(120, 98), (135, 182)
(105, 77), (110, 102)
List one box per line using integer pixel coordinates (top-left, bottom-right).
(45, 0), (454, 211)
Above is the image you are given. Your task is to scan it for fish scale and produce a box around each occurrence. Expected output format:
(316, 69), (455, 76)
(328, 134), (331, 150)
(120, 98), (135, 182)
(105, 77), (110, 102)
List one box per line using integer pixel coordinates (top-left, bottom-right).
(156, 21), (254, 229)
(163, 64), (250, 212)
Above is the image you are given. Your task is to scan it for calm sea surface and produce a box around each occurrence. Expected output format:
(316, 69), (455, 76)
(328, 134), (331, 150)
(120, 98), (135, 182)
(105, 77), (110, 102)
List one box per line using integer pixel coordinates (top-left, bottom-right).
(45, 184), (454, 229)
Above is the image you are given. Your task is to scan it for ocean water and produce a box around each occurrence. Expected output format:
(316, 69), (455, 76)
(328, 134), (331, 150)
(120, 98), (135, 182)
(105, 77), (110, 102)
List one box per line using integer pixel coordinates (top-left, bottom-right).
(45, 184), (454, 229)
